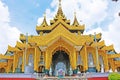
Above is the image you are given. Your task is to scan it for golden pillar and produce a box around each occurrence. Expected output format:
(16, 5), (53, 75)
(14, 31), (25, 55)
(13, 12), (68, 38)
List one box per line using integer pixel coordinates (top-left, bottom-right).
(6, 60), (12, 73)
(82, 45), (88, 72)
(110, 59), (115, 72)
(45, 50), (49, 75)
(13, 53), (17, 73)
(22, 51), (24, 72)
(36, 47), (41, 72)
(69, 52), (73, 69)
(104, 52), (109, 72)
(34, 48), (37, 71)
(72, 49), (77, 74)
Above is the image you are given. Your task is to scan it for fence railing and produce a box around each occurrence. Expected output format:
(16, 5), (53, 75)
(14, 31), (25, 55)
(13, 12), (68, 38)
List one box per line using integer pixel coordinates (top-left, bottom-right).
(36, 73), (45, 79)
(0, 72), (109, 80)
(43, 77), (87, 80)
(0, 73), (34, 78)
(36, 73), (88, 80)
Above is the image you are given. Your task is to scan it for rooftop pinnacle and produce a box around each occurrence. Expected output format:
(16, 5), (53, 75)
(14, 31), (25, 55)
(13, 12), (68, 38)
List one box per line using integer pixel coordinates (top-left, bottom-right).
(57, 0), (63, 16)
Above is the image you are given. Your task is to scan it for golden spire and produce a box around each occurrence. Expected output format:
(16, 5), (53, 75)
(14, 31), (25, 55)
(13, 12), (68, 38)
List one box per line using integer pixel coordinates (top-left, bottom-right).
(44, 12), (46, 19)
(74, 11), (76, 18)
(57, 0), (63, 16)
(59, 0), (61, 7)
(41, 12), (48, 27)
(53, 0), (66, 21)
(72, 11), (79, 26)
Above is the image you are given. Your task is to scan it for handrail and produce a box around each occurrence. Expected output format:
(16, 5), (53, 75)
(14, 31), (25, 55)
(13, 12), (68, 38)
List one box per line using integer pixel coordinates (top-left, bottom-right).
(0, 72), (109, 79)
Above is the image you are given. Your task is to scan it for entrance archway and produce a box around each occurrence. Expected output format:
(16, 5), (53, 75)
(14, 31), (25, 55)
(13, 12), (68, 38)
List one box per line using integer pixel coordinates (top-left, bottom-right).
(87, 53), (96, 72)
(52, 50), (70, 76)
(45, 38), (77, 75)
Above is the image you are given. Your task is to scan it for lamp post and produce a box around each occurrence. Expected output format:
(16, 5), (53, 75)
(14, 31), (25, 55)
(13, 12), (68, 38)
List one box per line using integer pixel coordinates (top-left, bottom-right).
(24, 33), (28, 73)
(94, 32), (99, 72)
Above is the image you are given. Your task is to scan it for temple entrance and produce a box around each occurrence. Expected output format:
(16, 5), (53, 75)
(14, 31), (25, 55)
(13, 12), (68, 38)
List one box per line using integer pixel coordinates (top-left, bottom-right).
(51, 50), (70, 76)
(25, 54), (34, 73)
(87, 53), (96, 72)
(15, 57), (22, 73)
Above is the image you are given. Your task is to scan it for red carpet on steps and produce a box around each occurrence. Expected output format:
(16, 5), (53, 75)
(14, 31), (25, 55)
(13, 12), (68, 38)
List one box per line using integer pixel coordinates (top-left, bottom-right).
(88, 77), (108, 80)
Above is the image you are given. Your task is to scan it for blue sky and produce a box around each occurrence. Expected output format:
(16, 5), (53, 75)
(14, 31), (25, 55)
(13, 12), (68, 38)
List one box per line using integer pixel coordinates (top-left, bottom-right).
(0, 0), (120, 54)
(2, 0), (52, 34)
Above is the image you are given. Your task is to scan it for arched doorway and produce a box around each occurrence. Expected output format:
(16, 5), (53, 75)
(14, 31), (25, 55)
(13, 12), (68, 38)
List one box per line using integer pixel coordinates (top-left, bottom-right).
(87, 53), (96, 72)
(51, 50), (70, 76)
(16, 57), (22, 73)
(77, 54), (83, 73)
(25, 54), (34, 73)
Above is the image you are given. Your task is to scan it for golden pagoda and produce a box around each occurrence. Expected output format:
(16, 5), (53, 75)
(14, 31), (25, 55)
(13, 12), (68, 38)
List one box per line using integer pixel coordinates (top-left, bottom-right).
(0, 0), (120, 76)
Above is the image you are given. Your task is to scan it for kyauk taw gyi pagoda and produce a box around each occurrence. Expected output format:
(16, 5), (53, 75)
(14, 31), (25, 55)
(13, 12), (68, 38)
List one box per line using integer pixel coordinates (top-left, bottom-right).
(0, 0), (120, 76)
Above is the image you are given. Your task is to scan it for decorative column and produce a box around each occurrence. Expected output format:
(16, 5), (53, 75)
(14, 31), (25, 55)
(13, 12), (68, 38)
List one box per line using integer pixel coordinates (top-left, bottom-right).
(94, 33), (100, 72)
(104, 51), (109, 72)
(39, 46), (49, 75)
(34, 48), (37, 72)
(82, 44), (88, 72)
(6, 59), (11, 73)
(22, 51), (24, 72)
(13, 55), (16, 73)
(110, 59), (115, 72)
(74, 46), (82, 74)
(45, 50), (49, 75)
(69, 52), (73, 71)
(72, 49), (77, 75)
(13, 52), (17, 73)
(36, 47), (40, 72)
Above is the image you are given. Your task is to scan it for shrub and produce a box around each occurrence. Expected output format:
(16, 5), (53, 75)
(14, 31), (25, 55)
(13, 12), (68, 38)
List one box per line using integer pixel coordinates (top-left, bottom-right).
(108, 72), (120, 80)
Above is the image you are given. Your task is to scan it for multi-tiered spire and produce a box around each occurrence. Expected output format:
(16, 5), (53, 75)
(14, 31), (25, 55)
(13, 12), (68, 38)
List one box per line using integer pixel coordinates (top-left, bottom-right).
(57, 0), (63, 16)
(36, 0), (85, 35)
(72, 12), (79, 26)
(40, 13), (48, 27)
(55, 0), (66, 20)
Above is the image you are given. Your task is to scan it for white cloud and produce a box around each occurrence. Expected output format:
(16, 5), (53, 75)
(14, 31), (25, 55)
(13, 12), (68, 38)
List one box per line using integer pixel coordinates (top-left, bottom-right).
(37, 8), (56, 26)
(85, 11), (120, 53)
(37, 0), (120, 53)
(43, 0), (108, 28)
(104, 11), (120, 53)
(38, 0), (108, 27)
(0, 1), (21, 54)
(0, 1), (9, 23)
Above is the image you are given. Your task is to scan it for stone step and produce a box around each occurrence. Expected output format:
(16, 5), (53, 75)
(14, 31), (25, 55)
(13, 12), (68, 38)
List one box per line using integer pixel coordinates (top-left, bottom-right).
(36, 77), (87, 80)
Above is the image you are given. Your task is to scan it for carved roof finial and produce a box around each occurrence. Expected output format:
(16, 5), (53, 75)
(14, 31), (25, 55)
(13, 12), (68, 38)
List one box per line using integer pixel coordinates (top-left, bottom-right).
(57, 0), (63, 16)
(74, 11), (76, 17)
(59, 0), (61, 8)
(41, 12), (48, 27)
(44, 12), (46, 19)
(52, 0), (67, 21)
(72, 11), (79, 26)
